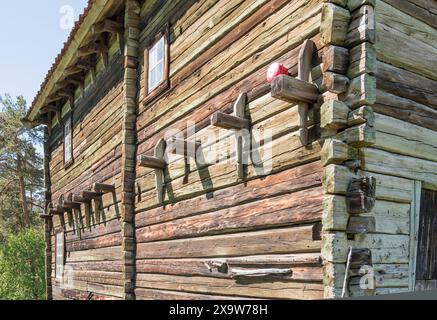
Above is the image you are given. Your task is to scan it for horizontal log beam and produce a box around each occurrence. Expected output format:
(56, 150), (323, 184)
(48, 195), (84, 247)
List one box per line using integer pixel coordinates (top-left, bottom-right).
(139, 155), (166, 170)
(210, 111), (250, 130)
(72, 194), (91, 204)
(81, 190), (103, 201)
(92, 183), (116, 193)
(63, 201), (82, 210)
(271, 75), (319, 104)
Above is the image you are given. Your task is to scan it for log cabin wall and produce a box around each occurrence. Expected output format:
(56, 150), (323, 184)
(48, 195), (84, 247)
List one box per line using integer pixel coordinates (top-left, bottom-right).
(48, 40), (126, 300)
(321, 0), (437, 298)
(134, 0), (327, 300)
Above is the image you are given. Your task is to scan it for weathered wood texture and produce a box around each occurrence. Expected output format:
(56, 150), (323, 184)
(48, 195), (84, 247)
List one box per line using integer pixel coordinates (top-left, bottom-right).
(374, 0), (437, 132)
(48, 47), (125, 300)
(416, 189), (437, 282)
(43, 0), (329, 300)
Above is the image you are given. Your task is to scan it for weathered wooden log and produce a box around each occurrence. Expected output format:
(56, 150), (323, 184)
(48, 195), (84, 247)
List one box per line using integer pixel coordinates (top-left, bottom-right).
(230, 267), (293, 279)
(93, 183), (116, 193)
(322, 45), (349, 74)
(346, 216), (376, 234)
(360, 147), (437, 189)
(348, 42), (376, 78)
(321, 100), (350, 129)
(321, 139), (351, 166)
(346, 176), (376, 214)
(271, 75), (319, 104)
(335, 123), (376, 147)
(139, 155), (166, 170)
(346, 5), (376, 47)
(323, 195), (410, 234)
(63, 201), (82, 210)
(348, 0), (375, 11)
(39, 213), (52, 219)
(320, 3), (351, 46)
(347, 105), (374, 127)
(72, 194), (90, 204)
(343, 74), (376, 108)
(81, 190), (103, 201)
(323, 72), (349, 94)
(210, 112), (250, 130)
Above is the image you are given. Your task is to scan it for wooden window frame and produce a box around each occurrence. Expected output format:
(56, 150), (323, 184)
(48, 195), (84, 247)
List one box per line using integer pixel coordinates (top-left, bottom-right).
(63, 114), (74, 168)
(55, 232), (65, 280)
(142, 23), (170, 106)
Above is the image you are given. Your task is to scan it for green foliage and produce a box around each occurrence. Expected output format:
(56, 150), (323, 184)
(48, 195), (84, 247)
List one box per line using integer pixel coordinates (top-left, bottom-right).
(0, 228), (45, 300)
(0, 94), (43, 241)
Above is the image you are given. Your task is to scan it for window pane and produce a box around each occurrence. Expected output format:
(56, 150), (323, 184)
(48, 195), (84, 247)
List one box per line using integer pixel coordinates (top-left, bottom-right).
(156, 61), (164, 84)
(148, 35), (165, 91)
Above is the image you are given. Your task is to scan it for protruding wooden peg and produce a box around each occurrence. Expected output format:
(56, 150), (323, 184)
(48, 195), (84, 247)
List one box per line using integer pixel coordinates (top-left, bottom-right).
(81, 190), (103, 201)
(139, 155), (166, 170)
(92, 183), (115, 193)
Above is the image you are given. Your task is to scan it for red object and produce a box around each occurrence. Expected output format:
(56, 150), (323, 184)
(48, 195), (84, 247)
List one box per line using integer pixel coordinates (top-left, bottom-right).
(267, 63), (288, 83)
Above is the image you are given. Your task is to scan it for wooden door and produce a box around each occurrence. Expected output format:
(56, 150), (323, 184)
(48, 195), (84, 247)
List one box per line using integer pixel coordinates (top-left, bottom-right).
(415, 189), (437, 291)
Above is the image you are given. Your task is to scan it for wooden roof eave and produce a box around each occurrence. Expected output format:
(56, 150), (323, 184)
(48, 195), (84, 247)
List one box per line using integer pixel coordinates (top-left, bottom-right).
(26, 0), (124, 125)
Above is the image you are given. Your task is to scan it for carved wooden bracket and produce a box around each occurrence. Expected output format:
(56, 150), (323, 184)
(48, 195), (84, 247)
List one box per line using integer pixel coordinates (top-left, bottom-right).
(346, 176), (376, 214)
(210, 93), (249, 180)
(271, 40), (319, 146)
(93, 183), (115, 194)
(139, 139), (167, 204)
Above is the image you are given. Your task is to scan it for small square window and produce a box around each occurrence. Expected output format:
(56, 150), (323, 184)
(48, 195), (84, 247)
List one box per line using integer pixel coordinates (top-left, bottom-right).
(143, 24), (170, 104)
(64, 116), (73, 166)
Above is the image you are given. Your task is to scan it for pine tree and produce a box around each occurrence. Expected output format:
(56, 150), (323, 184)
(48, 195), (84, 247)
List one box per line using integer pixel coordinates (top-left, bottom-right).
(0, 94), (44, 241)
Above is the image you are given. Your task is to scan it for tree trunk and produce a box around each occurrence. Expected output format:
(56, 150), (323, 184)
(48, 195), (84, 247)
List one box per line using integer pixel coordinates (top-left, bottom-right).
(17, 155), (30, 228)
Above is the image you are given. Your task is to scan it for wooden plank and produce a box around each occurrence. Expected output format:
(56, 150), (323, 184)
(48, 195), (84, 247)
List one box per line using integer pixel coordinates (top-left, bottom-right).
(373, 113), (437, 162)
(416, 189), (437, 281)
(136, 273), (324, 300)
(136, 187), (323, 243)
(136, 161), (322, 227)
(375, 61), (437, 109)
(323, 164), (414, 203)
(375, 22), (437, 81)
(135, 288), (253, 300)
(360, 148), (437, 189)
(374, 90), (437, 132)
(322, 232), (410, 263)
(382, 0), (437, 29)
(323, 195), (410, 235)
(137, 224), (322, 259)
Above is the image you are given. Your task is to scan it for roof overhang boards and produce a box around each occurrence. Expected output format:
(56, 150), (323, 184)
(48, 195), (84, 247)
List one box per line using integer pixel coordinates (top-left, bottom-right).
(23, 0), (124, 130)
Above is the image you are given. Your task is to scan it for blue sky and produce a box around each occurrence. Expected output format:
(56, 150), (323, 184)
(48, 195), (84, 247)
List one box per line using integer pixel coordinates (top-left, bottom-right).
(0, 1), (88, 105)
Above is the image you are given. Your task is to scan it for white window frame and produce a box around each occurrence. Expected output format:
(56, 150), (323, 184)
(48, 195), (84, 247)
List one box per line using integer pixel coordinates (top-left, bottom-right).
(55, 232), (64, 280)
(148, 36), (165, 92)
